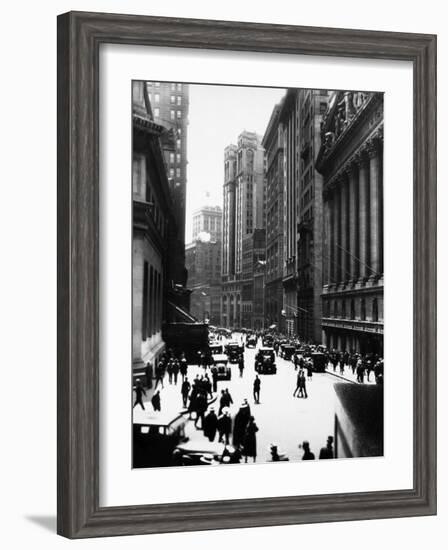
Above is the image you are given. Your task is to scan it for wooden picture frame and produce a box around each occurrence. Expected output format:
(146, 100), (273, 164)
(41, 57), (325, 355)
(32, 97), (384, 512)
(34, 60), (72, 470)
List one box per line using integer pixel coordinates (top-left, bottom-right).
(57, 11), (437, 538)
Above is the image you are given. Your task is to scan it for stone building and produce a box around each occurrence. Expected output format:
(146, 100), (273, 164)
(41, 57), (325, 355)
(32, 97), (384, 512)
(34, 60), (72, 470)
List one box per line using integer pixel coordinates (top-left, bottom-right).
(185, 234), (222, 326)
(145, 81), (190, 285)
(192, 205), (222, 242)
(316, 91), (384, 355)
(132, 81), (177, 372)
(221, 131), (265, 329)
(295, 89), (329, 343)
(262, 101), (285, 332)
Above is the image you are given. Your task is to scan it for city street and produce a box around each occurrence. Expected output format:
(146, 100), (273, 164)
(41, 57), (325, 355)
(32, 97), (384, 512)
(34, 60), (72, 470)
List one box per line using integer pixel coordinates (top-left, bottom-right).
(135, 334), (346, 463)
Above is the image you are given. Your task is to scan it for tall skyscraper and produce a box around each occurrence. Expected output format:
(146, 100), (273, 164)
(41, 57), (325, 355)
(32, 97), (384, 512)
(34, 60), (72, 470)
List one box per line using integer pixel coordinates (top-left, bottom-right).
(221, 131), (265, 329)
(145, 82), (190, 284)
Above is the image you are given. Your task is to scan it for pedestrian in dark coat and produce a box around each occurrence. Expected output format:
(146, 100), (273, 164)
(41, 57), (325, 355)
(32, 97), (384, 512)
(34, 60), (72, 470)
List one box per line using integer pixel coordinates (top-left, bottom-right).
(243, 416), (259, 462)
(194, 391), (207, 429)
(144, 361), (153, 389)
(217, 410), (232, 445)
(154, 362), (165, 389)
(211, 368), (218, 393)
(151, 390), (161, 412)
(238, 354), (245, 377)
(181, 378), (191, 408)
(203, 408), (218, 442)
(319, 436), (334, 459)
(172, 359), (180, 385)
(253, 375), (261, 404)
(233, 403), (251, 449)
(133, 379), (146, 410)
(179, 356), (188, 380)
(301, 441), (315, 460)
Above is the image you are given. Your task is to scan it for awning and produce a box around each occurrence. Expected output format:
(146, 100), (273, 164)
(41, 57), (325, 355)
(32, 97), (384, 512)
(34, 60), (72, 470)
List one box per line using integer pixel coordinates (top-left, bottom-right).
(167, 301), (197, 323)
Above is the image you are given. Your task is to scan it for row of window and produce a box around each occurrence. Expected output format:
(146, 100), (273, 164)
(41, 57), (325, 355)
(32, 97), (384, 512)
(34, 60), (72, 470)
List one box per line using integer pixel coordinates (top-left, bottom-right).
(141, 262), (163, 341)
(169, 152), (182, 164)
(324, 297), (379, 322)
(151, 82), (183, 91)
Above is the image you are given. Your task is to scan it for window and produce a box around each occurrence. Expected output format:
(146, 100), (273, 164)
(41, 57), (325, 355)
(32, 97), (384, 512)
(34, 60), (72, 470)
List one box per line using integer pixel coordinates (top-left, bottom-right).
(177, 83), (182, 91)
(372, 298), (378, 322)
(334, 301), (338, 318)
(176, 153), (181, 163)
(177, 96), (182, 106)
(154, 93), (160, 103)
(169, 153), (175, 164)
(341, 300), (346, 318)
(177, 110), (182, 119)
(171, 83), (176, 91)
(154, 107), (160, 117)
(350, 299), (355, 320)
(176, 139), (181, 149)
(176, 168), (181, 178)
(170, 110), (175, 121)
(169, 168), (174, 178)
(155, 82), (160, 87)
(170, 95), (176, 103)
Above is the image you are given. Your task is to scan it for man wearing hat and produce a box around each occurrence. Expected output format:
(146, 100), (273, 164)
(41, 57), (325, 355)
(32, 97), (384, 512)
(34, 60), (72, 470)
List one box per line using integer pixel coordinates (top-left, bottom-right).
(319, 435), (334, 459)
(133, 378), (146, 410)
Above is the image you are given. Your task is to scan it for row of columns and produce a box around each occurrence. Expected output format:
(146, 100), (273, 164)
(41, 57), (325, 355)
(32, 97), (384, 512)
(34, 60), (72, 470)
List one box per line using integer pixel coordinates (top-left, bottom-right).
(324, 136), (383, 287)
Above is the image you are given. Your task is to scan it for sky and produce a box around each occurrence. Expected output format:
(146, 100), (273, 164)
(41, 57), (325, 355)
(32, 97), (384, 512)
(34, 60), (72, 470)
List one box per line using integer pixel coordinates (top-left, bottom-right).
(185, 84), (286, 242)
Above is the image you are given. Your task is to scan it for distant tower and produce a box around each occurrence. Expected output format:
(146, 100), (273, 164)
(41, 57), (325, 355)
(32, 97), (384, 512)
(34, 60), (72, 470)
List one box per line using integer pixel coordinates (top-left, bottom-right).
(192, 205), (223, 242)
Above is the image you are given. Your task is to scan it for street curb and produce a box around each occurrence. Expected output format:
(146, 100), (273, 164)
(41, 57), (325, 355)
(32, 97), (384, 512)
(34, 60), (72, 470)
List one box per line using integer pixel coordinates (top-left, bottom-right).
(324, 370), (358, 384)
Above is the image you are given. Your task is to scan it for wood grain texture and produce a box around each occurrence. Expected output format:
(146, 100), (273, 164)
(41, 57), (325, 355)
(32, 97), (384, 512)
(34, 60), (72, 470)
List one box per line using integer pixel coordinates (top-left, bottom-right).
(57, 11), (437, 539)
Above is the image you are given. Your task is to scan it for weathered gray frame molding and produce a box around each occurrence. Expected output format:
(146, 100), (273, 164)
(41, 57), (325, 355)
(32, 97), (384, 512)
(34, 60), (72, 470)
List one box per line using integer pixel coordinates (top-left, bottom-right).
(57, 11), (437, 538)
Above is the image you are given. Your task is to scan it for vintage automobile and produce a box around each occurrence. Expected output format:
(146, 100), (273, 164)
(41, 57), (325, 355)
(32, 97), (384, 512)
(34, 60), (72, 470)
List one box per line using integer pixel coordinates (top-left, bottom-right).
(262, 334), (274, 347)
(311, 352), (327, 373)
(132, 409), (188, 468)
(225, 341), (244, 362)
(174, 440), (241, 466)
(211, 353), (232, 380)
(255, 347), (277, 374)
(208, 342), (224, 355)
(246, 335), (257, 348)
(279, 343), (295, 360)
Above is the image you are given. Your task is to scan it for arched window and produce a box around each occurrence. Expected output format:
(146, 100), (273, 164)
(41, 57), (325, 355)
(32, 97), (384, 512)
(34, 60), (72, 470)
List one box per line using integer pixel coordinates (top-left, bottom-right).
(360, 299), (366, 321)
(350, 299), (355, 320)
(372, 298), (378, 322)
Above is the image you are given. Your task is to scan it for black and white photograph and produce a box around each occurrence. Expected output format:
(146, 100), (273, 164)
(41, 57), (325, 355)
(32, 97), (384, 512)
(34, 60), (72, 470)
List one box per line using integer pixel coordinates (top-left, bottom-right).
(132, 80), (384, 468)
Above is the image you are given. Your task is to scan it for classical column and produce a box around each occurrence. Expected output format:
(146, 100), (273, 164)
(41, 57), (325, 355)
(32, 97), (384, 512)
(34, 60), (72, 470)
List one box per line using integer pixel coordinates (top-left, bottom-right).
(348, 163), (359, 283)
(368, 139), (382, 282)
(333, 182), (341, 284)
(357, 152), (370, 284)
(340, 175), (349, 284)
(323, 193), (331, 288)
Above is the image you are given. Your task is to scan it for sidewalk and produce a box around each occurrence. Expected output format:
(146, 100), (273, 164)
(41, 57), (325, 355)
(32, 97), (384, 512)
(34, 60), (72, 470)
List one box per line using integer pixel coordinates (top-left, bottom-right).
(324, 364), (377, 385)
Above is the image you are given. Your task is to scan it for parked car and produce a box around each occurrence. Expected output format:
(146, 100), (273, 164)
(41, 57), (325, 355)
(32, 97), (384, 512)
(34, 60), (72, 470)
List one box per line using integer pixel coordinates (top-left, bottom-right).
(133, 410), (188, 468)
(311, 352), (327, 373)
(255, 347), (277, 374)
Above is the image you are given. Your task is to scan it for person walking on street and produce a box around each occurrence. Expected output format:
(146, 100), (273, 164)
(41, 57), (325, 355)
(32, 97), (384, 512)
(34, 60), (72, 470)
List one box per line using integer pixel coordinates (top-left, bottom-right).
(179, 354), (188, 381)
(181, 377), (191, 408)
(144, 361), (153, 389)
(301, 441), (315, 460)
(243, 416), (259, 463)
(133, 379), (146, 410)
(154, 362), (165, 389)
(217, 409), (232, 445)
(211, 367), (218, 393)
(167, 359), (174, 384)
(238, 354), (245, 377)
(319, 436), (334, 459)
(172, 358), (180, 385)
(253, 375), (261, 404)
(306, 360), (313, 381)
(203, 408), (218, 442)
(298, 369), (308, 398)
(151, 390), (161, 412)
(233, 401), (251, 449)
(356, 359), (364, 383)
(194, 391), (207, 429)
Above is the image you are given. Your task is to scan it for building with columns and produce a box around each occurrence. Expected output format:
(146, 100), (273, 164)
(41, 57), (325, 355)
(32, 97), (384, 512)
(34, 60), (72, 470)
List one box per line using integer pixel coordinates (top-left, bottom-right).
(192, 205), (222, 242)
(221, 131), (265, 329)
(262, 101), (285, 332)
(316, 91), (384, 355)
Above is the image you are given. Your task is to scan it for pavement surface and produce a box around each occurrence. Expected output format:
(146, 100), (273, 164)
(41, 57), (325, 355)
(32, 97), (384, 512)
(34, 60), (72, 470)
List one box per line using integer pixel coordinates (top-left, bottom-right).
(133, 334), (372, 463)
